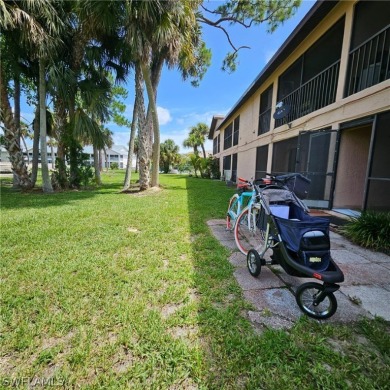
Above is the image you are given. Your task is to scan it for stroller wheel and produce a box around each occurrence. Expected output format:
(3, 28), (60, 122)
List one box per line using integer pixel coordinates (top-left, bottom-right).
(296, 282), (337, 320)
(247, 249), (262, 277)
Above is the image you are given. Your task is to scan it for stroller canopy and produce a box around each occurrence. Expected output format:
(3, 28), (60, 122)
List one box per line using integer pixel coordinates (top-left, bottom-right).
(261, 188), (301, 210)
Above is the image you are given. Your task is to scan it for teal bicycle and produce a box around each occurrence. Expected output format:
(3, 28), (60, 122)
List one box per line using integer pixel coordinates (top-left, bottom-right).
(227, 177), (274, 255)
(226, 177), (261, 231)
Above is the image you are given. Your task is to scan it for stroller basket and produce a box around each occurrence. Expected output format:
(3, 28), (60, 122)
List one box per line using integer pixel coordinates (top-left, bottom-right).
(274, 203), (331, 272)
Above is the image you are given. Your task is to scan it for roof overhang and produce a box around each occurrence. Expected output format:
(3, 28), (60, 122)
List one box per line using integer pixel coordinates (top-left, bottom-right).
(208, 115), (225, 139)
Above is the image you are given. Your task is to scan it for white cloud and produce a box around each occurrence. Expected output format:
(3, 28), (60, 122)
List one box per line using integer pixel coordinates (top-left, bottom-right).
(157, 106), (172, 125)
(175, 109), (227, 128)
(161, 131), (213, 155)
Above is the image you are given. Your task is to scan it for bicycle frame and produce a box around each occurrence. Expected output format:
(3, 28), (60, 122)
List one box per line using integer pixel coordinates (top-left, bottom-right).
(228, 190), (253, 222)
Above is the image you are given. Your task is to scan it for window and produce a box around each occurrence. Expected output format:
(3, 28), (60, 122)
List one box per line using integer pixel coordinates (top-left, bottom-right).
(277, 58), (303, 101)
(258, 85), (273, 135)
(350, 1), (390, 49)
(366, 111), (390, 211)
(272, 137), (298, 175)
(223, 116), (240, 150)
(302, 18), (344, 83)
(223, 123), (233, 150)
(277, 19), (344, 101)
(223, 155), (232, 180)
(223, 155), (231, 170)
(255, 145), (268, 179)
(233, 116), (240, 146)
(213, 134), (220, 155)
(275, 18), (344, 126)
(231, 153), (237, 182)
(345, 2), (390, 96)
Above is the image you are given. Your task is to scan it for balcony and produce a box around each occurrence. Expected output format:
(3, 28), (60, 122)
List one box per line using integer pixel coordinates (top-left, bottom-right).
(345, 25), (390, 97)
(275, 60), (340, 127)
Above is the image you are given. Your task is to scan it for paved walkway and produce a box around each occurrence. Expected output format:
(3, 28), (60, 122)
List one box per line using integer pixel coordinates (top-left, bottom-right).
(207, 219), (390, 330)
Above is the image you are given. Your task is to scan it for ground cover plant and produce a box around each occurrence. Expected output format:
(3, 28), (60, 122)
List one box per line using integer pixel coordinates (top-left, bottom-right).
(340, 211), (390, 255)
(1, 172), (389, 389)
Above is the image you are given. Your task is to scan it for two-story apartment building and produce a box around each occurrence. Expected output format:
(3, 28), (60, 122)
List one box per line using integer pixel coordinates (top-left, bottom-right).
(209, 0), (390, 211)
(23, 145), (130, 169)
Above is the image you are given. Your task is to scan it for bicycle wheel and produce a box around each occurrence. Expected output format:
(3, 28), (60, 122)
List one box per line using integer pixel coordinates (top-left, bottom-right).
(226, 194), (240, 230)
(295, 282), (337, 320)
(234, 205), (266, 255)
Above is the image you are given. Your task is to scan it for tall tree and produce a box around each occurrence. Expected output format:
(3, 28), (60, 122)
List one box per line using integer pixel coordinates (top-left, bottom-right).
(0, 0), (65, 192)
(183, 132), (200, 156)
(184, 122), (209, 159)
(123, 0), (210, 189)
(39, 57), (53, 192)
(123, 64), (142, 191)
(160, 139), (180, 174)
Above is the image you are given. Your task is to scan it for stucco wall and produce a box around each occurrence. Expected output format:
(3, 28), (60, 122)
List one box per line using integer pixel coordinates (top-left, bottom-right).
(333, 125), (371, 209)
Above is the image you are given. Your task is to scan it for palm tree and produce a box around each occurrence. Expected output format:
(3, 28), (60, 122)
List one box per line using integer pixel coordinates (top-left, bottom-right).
(124, 64), (142, 191)
(47, 137), (57, 170)
(160, 139), (180, 174)
(183, 132), (200, 156)
(190, 122), (209, 159)
(183, 122), (209, 159)
(124, 0), (205, 189)
(1, 0), (65, 192)
(45, 0), (129, 188)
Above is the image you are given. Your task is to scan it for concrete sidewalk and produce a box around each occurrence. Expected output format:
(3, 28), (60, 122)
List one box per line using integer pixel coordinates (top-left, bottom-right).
(207, 219), (390, 330)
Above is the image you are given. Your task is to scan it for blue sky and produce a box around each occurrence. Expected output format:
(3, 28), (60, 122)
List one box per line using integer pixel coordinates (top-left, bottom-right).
(21, 1), (315, 153)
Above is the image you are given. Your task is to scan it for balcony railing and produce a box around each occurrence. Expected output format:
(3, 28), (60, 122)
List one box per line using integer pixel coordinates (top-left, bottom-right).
(345, 25), (390, 97)
(275, 60), (340, 127)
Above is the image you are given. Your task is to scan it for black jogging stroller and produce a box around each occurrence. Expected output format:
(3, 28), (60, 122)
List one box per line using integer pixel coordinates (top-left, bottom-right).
(246, 173), (344, 319)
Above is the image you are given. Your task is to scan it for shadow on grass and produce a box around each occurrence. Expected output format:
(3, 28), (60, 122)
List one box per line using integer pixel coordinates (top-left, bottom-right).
(185, 176), (254, 386)
(0, 180), (123, 210)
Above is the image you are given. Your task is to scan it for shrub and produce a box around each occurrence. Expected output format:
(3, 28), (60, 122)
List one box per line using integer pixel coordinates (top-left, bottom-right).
(340, 211), (390, 254)
(110, 162), (119, 170)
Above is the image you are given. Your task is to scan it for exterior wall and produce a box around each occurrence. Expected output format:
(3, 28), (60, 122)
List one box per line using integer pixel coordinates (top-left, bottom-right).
(211, 0), (390, 210)
(333, 125), (371, 208)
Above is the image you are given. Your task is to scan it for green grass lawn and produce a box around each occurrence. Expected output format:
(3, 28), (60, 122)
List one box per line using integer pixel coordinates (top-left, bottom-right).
(1, 172), (389, 389)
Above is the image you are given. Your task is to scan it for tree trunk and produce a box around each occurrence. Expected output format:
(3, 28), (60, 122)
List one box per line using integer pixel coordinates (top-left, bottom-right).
(31, 110), (40, 186)
(93, 144), (101, 185)
(201, 144), (207, 159)
(123, 64), (142, 190)
(0, 67), (32, 189)
(13, 73), (21, 187)
(54, 97), (69, 188)
(141, 62), (160, 188)
(39, 58), (53, 193)
(99, 149), (103, 172)
(137, 64), (150, 191)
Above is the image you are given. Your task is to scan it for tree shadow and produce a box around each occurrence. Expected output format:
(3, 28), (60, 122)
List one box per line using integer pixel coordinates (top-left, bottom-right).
(0, 180), (122, 210)
(184, 176), (258, 386)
